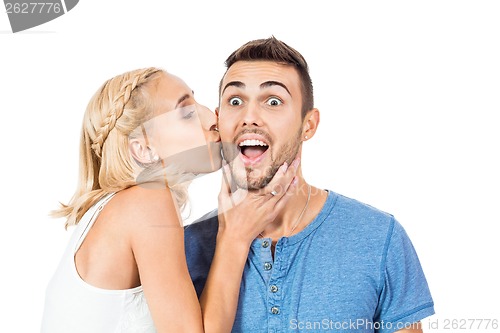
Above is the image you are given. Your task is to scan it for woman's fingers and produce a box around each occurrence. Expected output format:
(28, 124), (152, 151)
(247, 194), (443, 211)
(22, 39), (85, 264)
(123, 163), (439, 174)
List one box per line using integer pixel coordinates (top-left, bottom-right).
(220, 156), (300, 209)
(273, 176), (298, 214)
(219, 163), (237, 214)
(219, 163), (232, 197)
(217, 156), (301, 242)
(262, 157), (300, 203)
(219, 162), (248, 213)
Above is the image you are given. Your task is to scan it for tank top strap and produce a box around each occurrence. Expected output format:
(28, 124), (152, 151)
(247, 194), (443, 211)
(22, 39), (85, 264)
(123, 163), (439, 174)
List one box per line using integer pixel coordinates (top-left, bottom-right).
(73, 192), (116, 254)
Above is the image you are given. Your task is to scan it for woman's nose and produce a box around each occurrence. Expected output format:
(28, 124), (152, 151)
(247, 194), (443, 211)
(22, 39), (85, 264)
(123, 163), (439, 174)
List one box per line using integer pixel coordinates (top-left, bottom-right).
(197, 104), (220, 141)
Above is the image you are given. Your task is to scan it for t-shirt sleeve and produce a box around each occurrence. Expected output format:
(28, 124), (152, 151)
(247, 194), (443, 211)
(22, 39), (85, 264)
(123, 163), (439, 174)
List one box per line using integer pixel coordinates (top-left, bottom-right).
(374, 217), (435, 333)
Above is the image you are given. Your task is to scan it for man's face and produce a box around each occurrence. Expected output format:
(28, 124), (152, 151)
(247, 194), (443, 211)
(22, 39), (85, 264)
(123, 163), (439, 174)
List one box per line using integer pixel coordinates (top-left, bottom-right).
(218, 61), (304, 190)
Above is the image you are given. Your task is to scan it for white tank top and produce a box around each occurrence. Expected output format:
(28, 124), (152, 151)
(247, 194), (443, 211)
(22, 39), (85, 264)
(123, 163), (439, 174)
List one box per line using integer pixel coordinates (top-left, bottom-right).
(41, 193), (156, 333)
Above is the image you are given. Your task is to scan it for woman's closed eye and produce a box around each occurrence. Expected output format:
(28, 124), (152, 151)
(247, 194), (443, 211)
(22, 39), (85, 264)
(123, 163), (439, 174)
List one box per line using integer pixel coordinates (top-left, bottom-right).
(178, 105), (196, 119)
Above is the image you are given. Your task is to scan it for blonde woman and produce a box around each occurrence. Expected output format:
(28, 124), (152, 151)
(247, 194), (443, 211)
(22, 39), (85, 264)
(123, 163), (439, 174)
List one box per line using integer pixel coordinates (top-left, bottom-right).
(41, 67), (298, 332)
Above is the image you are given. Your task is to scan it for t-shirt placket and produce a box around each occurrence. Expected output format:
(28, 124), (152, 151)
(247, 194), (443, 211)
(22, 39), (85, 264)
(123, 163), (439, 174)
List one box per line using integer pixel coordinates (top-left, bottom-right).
(259, 237), (287, 333)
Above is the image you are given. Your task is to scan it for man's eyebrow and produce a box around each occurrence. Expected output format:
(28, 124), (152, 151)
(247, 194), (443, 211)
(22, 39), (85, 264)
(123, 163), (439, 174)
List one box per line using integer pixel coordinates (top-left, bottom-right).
(261, 81), (291, 97)
(222, 81), (244, 95)
(221, 81), (291, 96)
(175, 91), (193, 109)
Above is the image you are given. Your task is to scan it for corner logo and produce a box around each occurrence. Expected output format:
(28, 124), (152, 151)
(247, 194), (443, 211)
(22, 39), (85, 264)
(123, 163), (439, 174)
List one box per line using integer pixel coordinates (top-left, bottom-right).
(4, 0), (79, 33)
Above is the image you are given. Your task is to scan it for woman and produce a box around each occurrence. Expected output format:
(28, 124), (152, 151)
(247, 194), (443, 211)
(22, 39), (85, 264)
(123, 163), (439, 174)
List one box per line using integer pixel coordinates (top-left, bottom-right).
(41, 67), (298, 332)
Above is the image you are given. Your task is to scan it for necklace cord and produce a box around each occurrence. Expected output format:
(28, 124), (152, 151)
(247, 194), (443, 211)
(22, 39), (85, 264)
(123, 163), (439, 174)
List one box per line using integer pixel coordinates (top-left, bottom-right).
(259, 183), (312, 239)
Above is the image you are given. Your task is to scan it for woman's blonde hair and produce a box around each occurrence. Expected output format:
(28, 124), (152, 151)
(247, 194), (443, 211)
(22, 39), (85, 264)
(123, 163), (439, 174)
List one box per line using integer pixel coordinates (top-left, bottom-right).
(52, 67), (190, 228)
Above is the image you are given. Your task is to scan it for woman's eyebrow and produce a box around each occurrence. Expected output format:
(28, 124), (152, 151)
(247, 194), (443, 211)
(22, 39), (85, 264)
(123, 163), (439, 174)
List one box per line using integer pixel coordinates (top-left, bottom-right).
(175, 92), (193, 109)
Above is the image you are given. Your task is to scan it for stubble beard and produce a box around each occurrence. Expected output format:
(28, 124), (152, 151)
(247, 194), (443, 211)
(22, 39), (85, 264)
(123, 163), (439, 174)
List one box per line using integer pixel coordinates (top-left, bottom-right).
(223, 127), (302, 190)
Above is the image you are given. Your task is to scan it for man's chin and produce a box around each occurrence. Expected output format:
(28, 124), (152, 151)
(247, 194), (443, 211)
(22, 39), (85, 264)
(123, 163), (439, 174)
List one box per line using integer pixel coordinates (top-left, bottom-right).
(232, 172), (275, 191)
(244, 179), (269, 191)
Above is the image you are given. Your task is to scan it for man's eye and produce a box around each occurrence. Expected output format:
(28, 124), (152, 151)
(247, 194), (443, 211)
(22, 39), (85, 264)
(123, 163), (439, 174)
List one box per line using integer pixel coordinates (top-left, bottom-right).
(182, 111), (195, 119)
(266, 97), (282, 106)
(228, 97), (243, 106)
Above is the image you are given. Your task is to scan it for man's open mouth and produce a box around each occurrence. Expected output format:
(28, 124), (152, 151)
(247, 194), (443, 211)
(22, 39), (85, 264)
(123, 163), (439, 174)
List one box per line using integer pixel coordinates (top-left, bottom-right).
(238, 138), (270, 164)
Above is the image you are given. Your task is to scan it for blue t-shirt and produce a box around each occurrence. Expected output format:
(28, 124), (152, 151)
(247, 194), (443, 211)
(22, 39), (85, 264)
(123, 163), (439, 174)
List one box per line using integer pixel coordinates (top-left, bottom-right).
(185, 190), (434, 333)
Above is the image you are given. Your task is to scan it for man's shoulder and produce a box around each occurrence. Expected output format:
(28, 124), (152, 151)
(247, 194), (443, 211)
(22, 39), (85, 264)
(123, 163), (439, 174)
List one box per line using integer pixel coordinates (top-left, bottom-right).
(184, 209), (219, 241)
(184, 209), (219, 297)
(332, 191), (394, 221)
(326, 190), (396, 237)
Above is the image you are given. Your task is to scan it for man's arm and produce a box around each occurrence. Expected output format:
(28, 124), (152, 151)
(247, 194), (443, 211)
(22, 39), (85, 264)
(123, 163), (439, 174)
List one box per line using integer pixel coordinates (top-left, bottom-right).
(375, 218), (434, 332)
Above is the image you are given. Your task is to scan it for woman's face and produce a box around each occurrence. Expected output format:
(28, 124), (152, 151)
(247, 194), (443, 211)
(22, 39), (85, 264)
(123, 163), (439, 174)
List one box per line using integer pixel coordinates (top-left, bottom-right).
(139, 72), (222, 174)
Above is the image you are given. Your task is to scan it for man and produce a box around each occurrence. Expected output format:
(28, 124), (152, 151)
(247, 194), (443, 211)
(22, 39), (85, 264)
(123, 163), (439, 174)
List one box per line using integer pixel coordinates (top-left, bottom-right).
(185, 37), (434, 333)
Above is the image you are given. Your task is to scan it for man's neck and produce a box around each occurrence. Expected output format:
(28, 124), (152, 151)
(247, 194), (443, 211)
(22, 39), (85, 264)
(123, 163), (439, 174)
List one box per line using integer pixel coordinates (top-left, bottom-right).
(259, 179), (327, 243)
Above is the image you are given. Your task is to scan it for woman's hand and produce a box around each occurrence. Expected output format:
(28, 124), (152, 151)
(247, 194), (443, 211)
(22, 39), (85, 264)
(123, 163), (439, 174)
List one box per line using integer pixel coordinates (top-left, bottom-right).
(200, 157), (299, 332)
(217, 157), (300, 247)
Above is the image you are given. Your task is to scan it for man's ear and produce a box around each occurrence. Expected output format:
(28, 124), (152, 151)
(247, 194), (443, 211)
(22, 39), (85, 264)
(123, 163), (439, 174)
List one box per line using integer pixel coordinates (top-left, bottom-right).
(215, 107), (220, 130)
(129, 139), (158, 164)
(302, 108), (320, 141)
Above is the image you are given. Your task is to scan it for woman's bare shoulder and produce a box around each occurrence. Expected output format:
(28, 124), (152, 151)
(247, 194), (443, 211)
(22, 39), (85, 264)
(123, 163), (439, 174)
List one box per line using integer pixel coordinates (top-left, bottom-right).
(107, 186), (182, 229)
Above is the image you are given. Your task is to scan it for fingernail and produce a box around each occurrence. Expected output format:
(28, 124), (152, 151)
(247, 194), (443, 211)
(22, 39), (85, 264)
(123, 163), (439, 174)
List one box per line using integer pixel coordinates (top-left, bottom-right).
(292, 158), (301, 169)
(280, 161), (289, 173)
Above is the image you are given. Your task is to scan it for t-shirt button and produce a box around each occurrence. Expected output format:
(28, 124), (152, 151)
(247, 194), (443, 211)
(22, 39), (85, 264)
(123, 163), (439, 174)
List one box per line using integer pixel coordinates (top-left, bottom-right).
(264, 262), (273, 271)
(270, 285), (278, 293)
(271, 306), (280, 315)
(262, 240), (270, 248)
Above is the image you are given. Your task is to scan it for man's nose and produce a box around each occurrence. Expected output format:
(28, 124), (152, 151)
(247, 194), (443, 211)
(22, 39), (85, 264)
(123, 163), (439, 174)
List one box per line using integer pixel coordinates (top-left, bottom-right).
(241, 101), (263, 127)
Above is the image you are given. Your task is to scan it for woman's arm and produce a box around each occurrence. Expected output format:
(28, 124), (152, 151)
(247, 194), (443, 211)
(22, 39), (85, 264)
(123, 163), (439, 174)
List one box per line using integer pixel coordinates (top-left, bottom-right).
(125, 158), (297, 332)
(200, 159), (299, 332)
(126, 186), (204, 333)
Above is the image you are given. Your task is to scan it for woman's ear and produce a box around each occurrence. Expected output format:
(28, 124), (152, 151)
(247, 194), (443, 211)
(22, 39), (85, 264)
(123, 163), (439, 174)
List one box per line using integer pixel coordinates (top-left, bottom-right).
(129, 139), (158, 164)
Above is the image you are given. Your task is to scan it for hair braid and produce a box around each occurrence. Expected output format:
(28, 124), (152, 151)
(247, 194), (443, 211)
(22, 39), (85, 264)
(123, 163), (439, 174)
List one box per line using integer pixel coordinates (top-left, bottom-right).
(91, 68), (161, 157)
(52, 67), (196, 228)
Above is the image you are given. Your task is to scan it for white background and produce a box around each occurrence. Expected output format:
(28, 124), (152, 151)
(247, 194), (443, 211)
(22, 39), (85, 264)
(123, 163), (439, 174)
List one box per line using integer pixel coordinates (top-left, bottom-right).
(1, 1), (499, 332)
